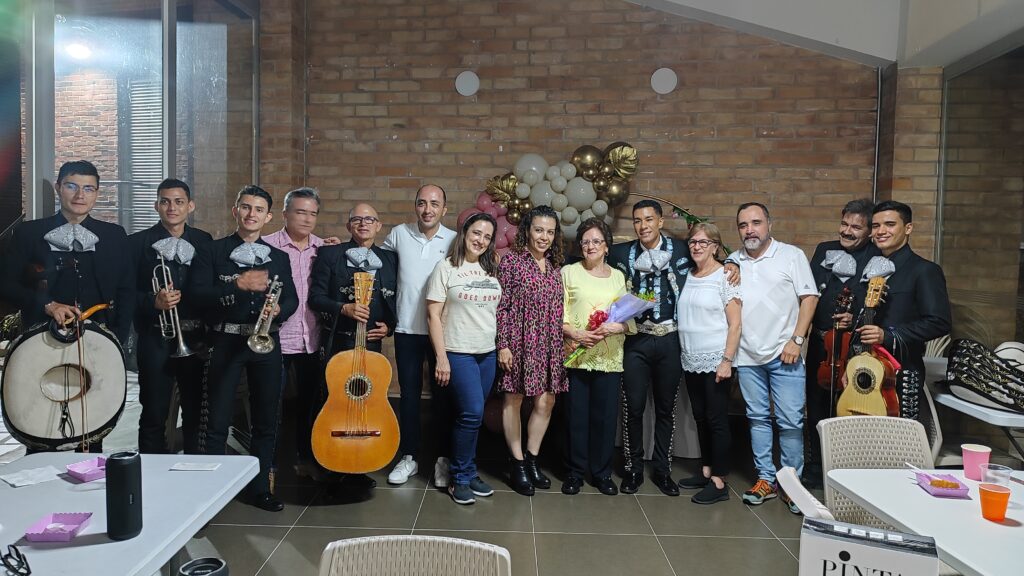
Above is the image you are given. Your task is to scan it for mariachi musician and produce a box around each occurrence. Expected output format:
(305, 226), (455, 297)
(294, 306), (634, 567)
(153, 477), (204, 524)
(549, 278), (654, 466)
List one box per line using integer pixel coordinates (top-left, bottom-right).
(0, 160), (133, 453)
(128, 178), (213, 455)
(804, 198), (878, 487)
(189, 185), (297, 512)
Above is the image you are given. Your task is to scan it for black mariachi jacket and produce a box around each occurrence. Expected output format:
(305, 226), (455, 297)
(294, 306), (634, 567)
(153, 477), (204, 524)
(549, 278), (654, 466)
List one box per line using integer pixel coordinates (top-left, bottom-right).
(0, 212), (134, 344)
(809, 239), (880, 333)
(187, 233), (298, 329)
(608, 235), (693, 325)
(308, 240), (397, 340)
(128, 223), (214, 330)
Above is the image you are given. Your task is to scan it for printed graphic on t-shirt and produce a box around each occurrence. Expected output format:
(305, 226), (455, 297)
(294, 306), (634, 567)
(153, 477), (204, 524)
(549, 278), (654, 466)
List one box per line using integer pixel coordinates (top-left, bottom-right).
(454, 268), (501, 306)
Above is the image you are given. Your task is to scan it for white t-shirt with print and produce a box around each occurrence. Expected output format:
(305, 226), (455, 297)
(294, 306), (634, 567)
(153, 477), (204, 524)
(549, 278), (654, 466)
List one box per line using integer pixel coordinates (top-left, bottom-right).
(425, 258), (502, 354)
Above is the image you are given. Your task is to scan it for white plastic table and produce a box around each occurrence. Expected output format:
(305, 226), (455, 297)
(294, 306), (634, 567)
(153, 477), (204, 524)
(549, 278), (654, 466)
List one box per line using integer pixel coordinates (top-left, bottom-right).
(827, 468), (1024, 576)
(0, 452), (257, 576)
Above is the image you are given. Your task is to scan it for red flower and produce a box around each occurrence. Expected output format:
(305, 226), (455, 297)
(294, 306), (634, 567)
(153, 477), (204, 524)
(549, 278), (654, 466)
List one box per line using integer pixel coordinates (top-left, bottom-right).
(585, 309), (609, 331)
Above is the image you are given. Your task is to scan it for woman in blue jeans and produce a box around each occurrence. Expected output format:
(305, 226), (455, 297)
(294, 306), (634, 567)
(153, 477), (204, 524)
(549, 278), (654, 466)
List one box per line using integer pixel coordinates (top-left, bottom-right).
(425, 212), (503, 505)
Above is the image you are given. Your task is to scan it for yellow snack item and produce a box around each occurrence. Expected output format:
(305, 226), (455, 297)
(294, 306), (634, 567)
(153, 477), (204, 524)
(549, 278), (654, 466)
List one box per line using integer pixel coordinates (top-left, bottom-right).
(928, 478), (960, 489)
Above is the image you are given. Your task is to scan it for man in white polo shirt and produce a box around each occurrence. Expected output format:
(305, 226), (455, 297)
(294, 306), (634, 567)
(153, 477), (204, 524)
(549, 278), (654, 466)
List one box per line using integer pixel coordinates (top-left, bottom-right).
(383, 184), (456, 486)
(730, 202), (818, 514)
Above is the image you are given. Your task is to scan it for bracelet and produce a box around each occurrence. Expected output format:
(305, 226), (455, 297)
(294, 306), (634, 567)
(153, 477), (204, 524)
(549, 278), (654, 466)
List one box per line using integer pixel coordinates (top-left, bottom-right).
(722, 354), (734, 363)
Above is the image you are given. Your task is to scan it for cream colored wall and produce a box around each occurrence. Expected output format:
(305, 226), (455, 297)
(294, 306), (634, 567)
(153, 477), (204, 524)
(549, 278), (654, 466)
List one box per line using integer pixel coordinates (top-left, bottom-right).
(901, 0), (1024, 66)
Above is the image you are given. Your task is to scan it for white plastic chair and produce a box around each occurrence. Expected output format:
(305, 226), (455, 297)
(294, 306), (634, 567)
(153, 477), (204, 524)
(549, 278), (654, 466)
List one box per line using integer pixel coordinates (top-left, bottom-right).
(817, 416), (933, 528)
(318, 535), (512, 576)
(776, 466), (833, 520)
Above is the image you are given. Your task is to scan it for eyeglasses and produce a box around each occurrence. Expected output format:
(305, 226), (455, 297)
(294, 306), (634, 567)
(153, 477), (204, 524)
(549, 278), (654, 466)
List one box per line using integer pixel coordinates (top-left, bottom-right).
(61, 182), (98, 195)
(348, 216), (379, 225)
(580, 239), (605, 248)
(2, 545), (30, 576)
(687, 239), (718, 248)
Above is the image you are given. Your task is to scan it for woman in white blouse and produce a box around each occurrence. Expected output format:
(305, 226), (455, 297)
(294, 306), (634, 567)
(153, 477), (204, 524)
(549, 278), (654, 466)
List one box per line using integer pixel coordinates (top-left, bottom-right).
(676, 222), (741, 505)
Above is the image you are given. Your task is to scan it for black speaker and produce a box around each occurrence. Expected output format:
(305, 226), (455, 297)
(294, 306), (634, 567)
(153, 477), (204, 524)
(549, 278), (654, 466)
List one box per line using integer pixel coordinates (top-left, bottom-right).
(106, 451), (143, 540)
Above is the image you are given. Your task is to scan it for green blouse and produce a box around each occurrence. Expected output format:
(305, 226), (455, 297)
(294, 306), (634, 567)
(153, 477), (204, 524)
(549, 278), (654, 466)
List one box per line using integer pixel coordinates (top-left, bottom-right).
(561, 262), (633, 373)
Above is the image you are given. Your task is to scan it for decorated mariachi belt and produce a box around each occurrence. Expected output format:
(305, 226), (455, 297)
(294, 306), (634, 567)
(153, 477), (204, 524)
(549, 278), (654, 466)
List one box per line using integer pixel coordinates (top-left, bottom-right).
(636, 320), (677, 337)
(211, 322), (280, 336)
(152, 319), (203, 332)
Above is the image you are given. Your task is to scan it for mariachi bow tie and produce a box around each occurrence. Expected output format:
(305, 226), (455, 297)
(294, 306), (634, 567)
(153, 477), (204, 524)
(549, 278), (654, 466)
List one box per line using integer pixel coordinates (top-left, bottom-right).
(634, 248), (671, 274)
(152, 236), (196, 266)
(821, 250), (857, 283)
(229, 242), (271, 268)
(346, 247), (383, 272)
(44, 223), (99, 252)
(861, 256), (896, 282)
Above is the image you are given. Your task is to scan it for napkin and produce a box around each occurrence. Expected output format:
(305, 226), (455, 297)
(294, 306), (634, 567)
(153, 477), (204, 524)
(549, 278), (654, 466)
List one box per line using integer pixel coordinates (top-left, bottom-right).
(0, 465), (62, 487)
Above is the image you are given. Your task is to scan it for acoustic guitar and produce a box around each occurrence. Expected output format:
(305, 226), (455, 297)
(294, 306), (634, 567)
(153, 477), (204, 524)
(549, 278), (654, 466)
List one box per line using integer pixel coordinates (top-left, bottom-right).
(312, 271), (400, 473)
(836, 276), (900, 417)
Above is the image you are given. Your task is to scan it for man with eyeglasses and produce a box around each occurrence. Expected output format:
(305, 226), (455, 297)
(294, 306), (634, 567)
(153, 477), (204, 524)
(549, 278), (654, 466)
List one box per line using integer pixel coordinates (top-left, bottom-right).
(0, 160), (133, 345)
(309, 202), (397, 487)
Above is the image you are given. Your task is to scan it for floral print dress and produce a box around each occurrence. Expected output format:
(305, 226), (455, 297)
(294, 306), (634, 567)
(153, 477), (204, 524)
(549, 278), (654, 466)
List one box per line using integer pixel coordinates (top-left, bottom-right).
(496, 249), (568, 396)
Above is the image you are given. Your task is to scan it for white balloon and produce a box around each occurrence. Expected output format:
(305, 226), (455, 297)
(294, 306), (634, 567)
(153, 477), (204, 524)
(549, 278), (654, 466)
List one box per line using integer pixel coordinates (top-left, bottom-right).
(561, 206), (579, 224)
(550, 176), (567, 192)
(604, 214), (615, 227)
(513, 154), (549, 181)
(529, 181), (554, 207)
(556, 160), (571, 169)
(561, 219), (580, 239)
(515, 183), (531, 199)
(545, 166), (561, 181)
(550, 193), (568, 212)
(580, 209), (595, 222)
(560, 163), (577, 179)
(565, 177), (597, 211)
(523, 169), (541, 186)
(591, 199), (608, 217)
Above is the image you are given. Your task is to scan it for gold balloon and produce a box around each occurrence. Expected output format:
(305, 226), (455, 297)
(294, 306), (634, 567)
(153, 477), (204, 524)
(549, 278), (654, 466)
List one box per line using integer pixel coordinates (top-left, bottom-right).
(604, 143), (638, 180)
(571, 145), (604, 173)
(518, 198), (533, 212)
(598, 161), (615, 179)
(485, 172), (518, 205)
(604, 177), (629, 207)
(593, 176), (610, 194)
(581, 166), (598, 181)
(507, 209), (522, 225)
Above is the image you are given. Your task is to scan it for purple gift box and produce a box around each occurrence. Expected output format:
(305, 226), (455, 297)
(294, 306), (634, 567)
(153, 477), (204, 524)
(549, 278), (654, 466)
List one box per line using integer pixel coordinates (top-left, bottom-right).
(24, 512), (93, 542)
(915, 472), (970, 499)
(66, 457), (106, 482)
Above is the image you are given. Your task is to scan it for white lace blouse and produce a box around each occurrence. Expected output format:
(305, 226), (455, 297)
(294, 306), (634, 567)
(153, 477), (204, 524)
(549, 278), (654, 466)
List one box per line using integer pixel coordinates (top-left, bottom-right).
(676, 267), (741, 373)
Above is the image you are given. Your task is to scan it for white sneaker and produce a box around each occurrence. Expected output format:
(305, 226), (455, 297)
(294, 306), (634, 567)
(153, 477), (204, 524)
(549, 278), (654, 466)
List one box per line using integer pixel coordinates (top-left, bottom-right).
(434, 457), (450, 488)
(387, 455), (418, 485)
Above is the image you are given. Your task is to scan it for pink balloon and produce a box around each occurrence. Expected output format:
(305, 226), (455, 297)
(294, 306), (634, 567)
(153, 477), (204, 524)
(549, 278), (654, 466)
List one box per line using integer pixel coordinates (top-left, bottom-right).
(496, 215), (511, 237)
(476, 193), (494, 211)
(484, 206), (499, 218)
(496, 234), (509, 249)
(457, 207), (481, 228)
(494, 203), (508, 216)
(505, 225), (517, 244)
(496, 246), (510, 259)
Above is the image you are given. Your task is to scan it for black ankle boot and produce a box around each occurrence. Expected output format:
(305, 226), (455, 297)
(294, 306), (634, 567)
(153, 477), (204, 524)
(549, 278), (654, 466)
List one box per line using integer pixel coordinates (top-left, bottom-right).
(508, 458), (535, 496)
(524, 451), (551, 489)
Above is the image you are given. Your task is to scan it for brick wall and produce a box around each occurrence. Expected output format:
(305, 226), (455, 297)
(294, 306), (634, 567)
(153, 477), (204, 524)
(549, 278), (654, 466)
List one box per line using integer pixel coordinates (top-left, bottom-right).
(294, 0), (878, 254)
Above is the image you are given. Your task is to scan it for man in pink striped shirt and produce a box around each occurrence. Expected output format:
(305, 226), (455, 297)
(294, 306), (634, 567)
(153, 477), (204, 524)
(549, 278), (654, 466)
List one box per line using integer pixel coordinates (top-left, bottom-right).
(263, 187), (339, 480)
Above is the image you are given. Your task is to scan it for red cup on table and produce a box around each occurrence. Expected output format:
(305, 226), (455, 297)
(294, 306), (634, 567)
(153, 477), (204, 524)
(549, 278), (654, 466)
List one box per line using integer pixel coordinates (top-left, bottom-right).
(962, 443), (992, 481)
(978, 463), (1013, 522)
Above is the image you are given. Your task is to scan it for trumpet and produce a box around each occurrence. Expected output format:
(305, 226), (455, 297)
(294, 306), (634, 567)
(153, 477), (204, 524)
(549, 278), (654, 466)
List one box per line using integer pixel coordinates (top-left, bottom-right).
(247, 274), (283, 354)
(152, 255), (194, 358)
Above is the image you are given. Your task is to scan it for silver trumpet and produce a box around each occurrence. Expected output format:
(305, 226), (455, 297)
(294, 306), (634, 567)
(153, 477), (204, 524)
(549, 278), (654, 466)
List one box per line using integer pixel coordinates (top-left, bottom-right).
(152, 254), (194, 358)
(247, 274), (283, 354)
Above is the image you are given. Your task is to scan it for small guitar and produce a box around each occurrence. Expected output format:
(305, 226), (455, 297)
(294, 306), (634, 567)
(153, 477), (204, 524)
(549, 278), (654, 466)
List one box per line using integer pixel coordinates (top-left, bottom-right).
(312, 272), (400, 473)
(836, 277), (900, 417)
(816, 287), (853, 394)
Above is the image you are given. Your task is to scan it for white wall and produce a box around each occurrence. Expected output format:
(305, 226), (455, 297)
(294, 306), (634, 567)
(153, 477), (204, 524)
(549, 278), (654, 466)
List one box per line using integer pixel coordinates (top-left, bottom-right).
(901, 0), (1024, 67)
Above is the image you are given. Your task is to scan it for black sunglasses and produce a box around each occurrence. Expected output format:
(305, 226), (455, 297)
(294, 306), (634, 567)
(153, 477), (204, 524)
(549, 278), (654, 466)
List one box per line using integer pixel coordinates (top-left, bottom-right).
(1, 544), (30, 576)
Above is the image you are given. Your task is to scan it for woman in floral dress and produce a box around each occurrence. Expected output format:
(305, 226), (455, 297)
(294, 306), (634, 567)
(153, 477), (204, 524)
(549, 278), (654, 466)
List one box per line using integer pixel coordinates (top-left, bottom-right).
(496, 205), (567, 496)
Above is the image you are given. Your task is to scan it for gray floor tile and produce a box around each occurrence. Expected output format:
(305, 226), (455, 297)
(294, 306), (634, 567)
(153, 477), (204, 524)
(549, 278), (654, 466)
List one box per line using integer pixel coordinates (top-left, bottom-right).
(211, 484), (320, 527)
(180, 525), (288, 576)
(532, 492), (652, 535)
(256, 527), (403, 576)
(298, 485), (425, 529)
(749, 495), (805, 538)
(638, 488), (774, 537)
(415, 530), (539, 576)
(414, 489), (534, 532)
(535, 533), (673, 576)
(781, 538), (800, 560)
(660, 535), (798, 575)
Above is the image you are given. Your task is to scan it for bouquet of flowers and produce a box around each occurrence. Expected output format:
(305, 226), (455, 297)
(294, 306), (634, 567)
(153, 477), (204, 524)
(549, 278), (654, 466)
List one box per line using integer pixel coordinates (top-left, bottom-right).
(564, 291), (656, 366)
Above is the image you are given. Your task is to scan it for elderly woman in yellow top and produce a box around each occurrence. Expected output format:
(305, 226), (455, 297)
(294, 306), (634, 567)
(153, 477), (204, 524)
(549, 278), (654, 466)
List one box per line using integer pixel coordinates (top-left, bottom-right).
(560, 218), (634, 496)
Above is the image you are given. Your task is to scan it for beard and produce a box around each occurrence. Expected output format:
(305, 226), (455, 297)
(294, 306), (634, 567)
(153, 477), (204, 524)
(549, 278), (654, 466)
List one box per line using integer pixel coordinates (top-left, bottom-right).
(743, 236), (764, 251)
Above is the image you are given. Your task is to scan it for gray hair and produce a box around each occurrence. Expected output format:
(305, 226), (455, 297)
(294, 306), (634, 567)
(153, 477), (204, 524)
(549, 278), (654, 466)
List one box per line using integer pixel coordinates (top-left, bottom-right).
(284, 187), (321, 211)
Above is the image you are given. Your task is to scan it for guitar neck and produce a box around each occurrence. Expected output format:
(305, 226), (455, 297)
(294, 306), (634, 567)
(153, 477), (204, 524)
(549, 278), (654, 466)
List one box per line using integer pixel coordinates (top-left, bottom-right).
(355, 319), (367, 350)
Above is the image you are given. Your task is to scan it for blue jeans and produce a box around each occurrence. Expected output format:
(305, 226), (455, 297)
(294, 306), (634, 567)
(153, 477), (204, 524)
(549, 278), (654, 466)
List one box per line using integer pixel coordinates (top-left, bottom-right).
(447, 351), (496, 485)
(737, 355), (806, 482)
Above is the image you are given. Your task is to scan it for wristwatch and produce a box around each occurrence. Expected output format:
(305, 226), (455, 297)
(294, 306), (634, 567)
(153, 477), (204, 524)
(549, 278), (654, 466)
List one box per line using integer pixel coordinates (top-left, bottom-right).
(791, 335), (806, 346)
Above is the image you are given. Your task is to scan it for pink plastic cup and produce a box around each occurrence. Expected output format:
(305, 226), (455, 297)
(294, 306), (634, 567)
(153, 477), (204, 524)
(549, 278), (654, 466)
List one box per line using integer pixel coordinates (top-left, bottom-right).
(962, 443), (992, 481)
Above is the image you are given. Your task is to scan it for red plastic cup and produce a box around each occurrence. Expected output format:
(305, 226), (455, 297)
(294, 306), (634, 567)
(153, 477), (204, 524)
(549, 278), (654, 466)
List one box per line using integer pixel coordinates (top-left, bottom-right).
(979, 483), (1011, 522)
(962, 444), (991, 481)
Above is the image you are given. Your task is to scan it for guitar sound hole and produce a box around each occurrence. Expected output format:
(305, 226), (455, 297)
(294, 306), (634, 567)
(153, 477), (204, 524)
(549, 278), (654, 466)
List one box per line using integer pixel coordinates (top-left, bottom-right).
(855, 370), (874, 392)
(346, 376), (371, 399)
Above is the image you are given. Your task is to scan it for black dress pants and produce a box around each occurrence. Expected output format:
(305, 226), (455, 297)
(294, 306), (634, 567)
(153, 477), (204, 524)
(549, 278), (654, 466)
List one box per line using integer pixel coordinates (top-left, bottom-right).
(199, 332), (284, 496)
(804, 333), (834, 468)
(683, 370), (731, 477)
(137, 327), (205, 454)
(566, 369), (620, 480)
(395, 332), (452, 460)
(622, 333), (681, 476)
(285, 351), (326, 464)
